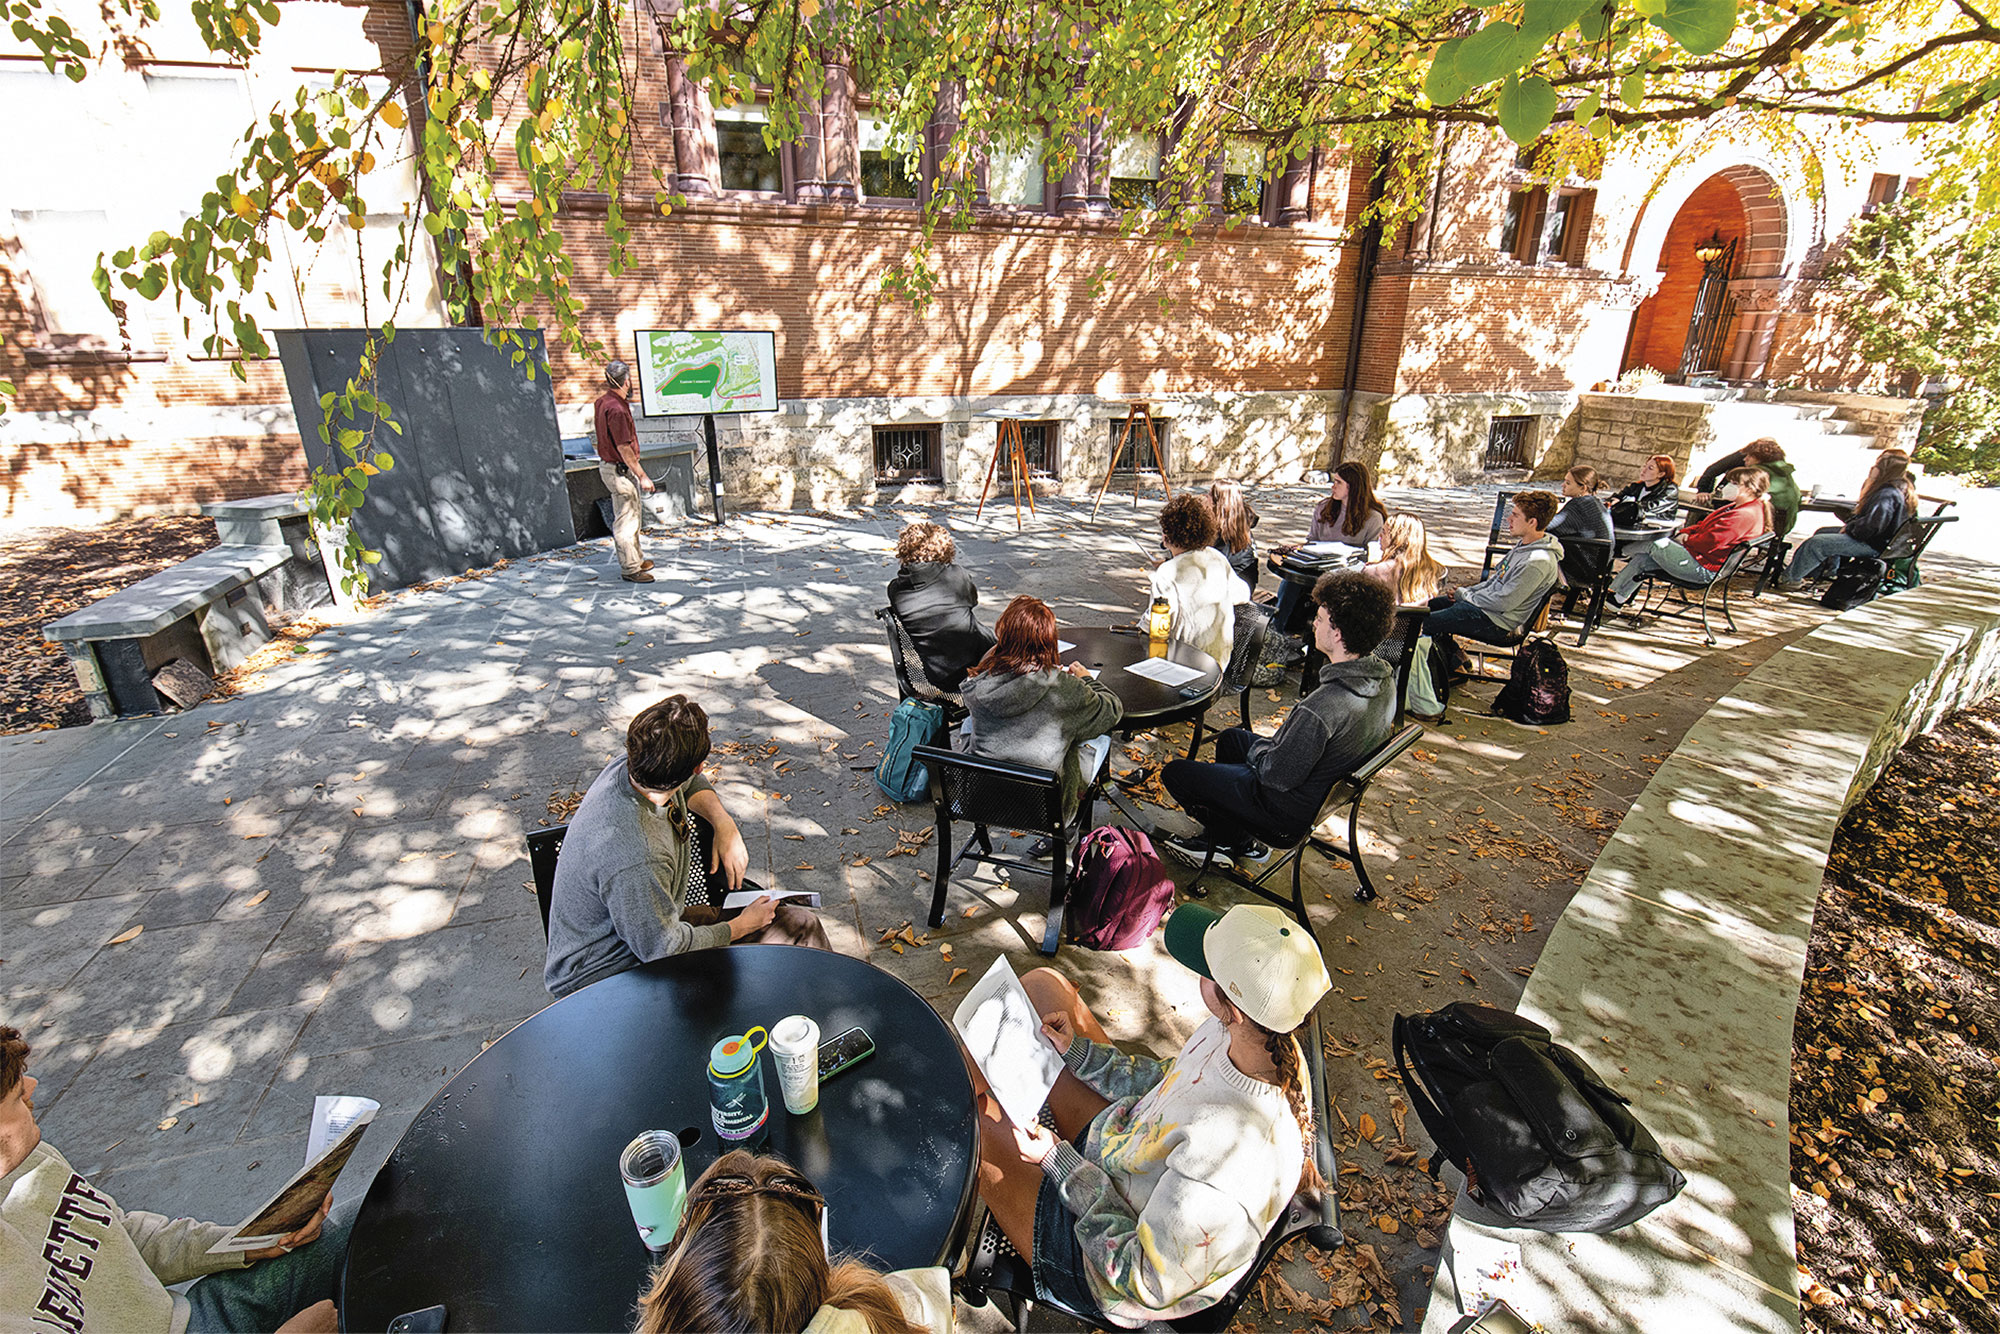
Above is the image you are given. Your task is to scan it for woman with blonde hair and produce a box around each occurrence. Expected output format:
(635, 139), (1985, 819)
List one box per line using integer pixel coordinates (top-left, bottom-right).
(1362, 514), (1444, 603)
(635, 1150), (952, 1334)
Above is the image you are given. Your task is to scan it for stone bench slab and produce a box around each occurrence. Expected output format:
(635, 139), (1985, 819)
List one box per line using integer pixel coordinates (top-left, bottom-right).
(42, 545), (290, 642)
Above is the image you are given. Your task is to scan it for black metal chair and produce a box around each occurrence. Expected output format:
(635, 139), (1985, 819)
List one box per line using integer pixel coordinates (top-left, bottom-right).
(1879, 513), (1958, 594)
(1372, 605), (1430, 728)
(1625, 532), (1774, 646)
(876, 606), (968, 728)
(1184, 722), (1424, 908)
(1185, 601), (1271, 757)
(525, 824), (566, 938)
(915, 744), (1099, 955)
(1478, 490), (1518, 577)
(1555, 536), (1616, 647)
(1455, 581), (1563, 683)
(958, 1009), (1345, 1332)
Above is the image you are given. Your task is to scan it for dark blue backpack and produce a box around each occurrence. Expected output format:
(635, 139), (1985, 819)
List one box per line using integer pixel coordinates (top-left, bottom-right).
(875, 698), (945, 802)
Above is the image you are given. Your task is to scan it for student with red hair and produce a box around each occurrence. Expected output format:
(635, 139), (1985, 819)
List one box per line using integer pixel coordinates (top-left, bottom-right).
(1609, 454), (1681, 531)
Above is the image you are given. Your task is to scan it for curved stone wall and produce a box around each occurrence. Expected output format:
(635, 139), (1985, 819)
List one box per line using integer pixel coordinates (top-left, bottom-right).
(1422, 572), (2000, 1333)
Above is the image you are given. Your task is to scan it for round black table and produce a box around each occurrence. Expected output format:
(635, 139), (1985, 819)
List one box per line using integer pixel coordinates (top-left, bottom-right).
(1059, 625), (1220, 728)
(339, 947), (978, 1333)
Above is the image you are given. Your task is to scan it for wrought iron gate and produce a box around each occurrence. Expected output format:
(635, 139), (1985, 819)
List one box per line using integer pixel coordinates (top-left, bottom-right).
(1678, 237), (1739, 379)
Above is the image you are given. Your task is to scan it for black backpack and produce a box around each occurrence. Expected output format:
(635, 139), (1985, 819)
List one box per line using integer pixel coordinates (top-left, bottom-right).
(1393, 1003), (1685, 1233)
(1492, 637), (1570, 725)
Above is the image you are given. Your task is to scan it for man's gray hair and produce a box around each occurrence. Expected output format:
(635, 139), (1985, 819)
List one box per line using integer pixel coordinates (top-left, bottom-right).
(605, 359), (631, 389)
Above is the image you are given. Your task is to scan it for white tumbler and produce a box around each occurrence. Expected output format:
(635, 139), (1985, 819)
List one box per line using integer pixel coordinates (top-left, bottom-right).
(769, 1014), (821, 1115)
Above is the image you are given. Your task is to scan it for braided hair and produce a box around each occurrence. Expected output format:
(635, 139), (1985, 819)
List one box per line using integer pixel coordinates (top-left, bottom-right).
(1261, 1022), (1324, 1192)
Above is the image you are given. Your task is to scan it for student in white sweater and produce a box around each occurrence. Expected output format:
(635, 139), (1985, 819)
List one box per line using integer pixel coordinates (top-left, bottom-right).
(973, 905), (1331, 1328)
(1147, 495), (1250, 668)
(1, 1026), (345, 1334)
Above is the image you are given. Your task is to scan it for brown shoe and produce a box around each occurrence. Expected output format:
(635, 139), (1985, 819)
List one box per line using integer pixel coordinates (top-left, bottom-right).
(640, 559), (655, 571)
(622, 570), (656, 583)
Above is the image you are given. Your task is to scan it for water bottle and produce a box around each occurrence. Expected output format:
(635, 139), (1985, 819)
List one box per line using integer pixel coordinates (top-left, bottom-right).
(1146, 596), (1172, 643)
(707, 1026), (770, 1141)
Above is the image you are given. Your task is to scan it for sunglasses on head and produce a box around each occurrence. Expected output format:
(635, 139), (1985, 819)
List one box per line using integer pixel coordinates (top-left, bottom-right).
(688, 1173), (825, 1218)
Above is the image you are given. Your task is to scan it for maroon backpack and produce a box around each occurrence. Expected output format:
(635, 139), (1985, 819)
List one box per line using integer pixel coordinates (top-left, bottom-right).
(1067, 826), (1177, 950)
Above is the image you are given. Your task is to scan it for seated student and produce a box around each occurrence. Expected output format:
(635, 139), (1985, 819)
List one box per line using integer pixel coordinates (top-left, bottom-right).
(886, 521), (995, 692)
(1206, 478), (1261, 594)
(972, 903), (1331, 1329)
(1783, 449), (1917, 587)
(1148, 494), (1250, 667)
(1268, 461), (1389, 654)
(635, 1150), (951, 1334)
(0, 1025), (347, 1333)
(1362, 513), (1445, 605)
(1609, 466), (1772, 607)
(1424, 490), (1563, 648)
(545, 695), (829, 999)
(958, 597), (1125, 844)
(1608, 454), (1682, 532)
(1545, 467), (1617, 591)
(1156, 573), (1395, 866)
(1697, 438), (1800, 540)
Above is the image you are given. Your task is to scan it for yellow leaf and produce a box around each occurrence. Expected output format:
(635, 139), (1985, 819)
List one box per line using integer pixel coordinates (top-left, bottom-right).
(108, 925), (144, 945)
(940, 943), (954, 960)
(426, 19), (444, 45)
(157, 1115), (179, 1130)
(1357, 1114), (1378, 1140)
(346, 213), (366, 231)
(243, 890), (269, 908)
(798, 0), (820, 15)
(380, 99), (406, 130)
(949, 967), (968, 985)
(358, 151), (376, 173)
(230, 193), (256, 220)
(1376, 1214), (1400, 1234)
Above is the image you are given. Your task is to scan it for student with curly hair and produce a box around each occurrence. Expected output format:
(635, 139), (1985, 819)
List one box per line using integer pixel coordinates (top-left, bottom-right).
(973, 904), (1331, 1328)
(887, 521), (995, 692)
(1147, 494), (1250, 667)
(635, 1150), (951, 1334)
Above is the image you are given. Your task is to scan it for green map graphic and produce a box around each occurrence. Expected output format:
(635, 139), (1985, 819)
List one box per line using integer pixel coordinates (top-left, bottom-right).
(636, 331), (776, 415)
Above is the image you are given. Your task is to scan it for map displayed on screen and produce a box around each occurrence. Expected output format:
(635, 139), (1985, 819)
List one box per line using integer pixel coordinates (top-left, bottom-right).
(632, 329), (778, 416)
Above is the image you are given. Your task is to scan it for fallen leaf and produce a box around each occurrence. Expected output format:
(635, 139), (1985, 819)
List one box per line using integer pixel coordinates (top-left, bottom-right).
(949, 967), (968, 985)
(156, 1115), (178, 1131)
(108, 925), (144, 945)
(1357, 1113), (1378, 1140)
(243, 890), (269, 908)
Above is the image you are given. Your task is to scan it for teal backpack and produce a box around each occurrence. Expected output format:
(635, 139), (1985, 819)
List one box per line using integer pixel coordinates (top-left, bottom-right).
(875, 698), (945, 802)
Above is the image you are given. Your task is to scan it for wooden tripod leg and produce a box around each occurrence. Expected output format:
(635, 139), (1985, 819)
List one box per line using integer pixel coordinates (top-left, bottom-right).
(1005, 421), (1025, 530)
(975, 419), (1006, 521)
(1014, 422), (1037, 517)
(1091, 409), (1134, 521)
(1141, 408), (1171, 501)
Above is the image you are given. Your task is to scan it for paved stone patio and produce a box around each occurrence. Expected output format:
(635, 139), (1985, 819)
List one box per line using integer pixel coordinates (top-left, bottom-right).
(5, 484), (1984, 1328)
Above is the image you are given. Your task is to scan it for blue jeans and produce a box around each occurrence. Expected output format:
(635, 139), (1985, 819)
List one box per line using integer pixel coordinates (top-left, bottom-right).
(1787, 528), (1877, 582)
(1423, 597), (1515, 646)
(184, 1196), (358, 1333)
(1610, 539), (1715, 605)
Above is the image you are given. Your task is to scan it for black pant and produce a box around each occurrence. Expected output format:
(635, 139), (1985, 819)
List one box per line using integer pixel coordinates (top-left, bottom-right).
(1162, 728), (1297, 848)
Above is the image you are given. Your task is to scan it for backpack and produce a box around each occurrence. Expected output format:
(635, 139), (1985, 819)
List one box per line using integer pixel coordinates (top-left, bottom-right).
(874, 698), (945, 803)
(1492, 637), (1570, 725)
(1820, 561), (1883, 611)
(1394, 1003), (1685, 1233)
(1066, 826), (1177, 951)
(1406, 633), (1448, 718)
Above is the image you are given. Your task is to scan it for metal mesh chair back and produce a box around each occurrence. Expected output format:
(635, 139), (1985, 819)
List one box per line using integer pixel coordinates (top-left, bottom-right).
(921, 747), (1066, 835)
(878, 605), (957, 700)
(1708, 532), (1773, 583)
(1223, 601), (1271, 690)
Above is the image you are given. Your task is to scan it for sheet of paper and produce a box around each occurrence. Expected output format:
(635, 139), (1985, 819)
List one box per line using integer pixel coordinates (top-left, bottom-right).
(1123, 657), (1204, 687)
(721, 888), (821, 911)
(1056, 639), (1075, 653)
(953, 957), (1064, 1130)
(210, 1097), (377, 1253)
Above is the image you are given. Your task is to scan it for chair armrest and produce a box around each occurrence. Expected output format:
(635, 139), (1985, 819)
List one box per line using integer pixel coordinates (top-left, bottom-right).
(1349, 724), (1425, 785)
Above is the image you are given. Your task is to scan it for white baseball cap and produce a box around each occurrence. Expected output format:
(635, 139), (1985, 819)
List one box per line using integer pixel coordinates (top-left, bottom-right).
(1165, 904), (1331, 1032)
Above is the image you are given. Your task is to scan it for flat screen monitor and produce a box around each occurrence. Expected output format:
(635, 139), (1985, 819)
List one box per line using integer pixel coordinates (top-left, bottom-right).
(631, 329), (779, 416)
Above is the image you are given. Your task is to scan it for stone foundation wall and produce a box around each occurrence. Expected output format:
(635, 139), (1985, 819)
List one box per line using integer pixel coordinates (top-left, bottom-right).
(1342, 390), (1579, 486)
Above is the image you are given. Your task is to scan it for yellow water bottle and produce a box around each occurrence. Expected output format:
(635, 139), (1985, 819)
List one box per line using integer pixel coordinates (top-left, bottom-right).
(1146, 596), (1172, 643)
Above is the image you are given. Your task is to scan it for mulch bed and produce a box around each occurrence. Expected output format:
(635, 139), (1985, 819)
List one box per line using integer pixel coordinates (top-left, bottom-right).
(1793, 697), (2000, 1332)
(0, 516), (219, 733)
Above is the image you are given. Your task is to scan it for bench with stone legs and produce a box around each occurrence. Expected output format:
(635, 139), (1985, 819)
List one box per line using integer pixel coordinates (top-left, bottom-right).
(42, 495), (334, 720)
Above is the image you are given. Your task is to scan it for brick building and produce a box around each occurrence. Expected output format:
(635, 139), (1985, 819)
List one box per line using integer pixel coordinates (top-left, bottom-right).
(0, 0), (1923, 524)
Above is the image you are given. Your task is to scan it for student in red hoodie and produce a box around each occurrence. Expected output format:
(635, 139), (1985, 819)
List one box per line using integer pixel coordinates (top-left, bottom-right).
(1607, 467), (1772, 608)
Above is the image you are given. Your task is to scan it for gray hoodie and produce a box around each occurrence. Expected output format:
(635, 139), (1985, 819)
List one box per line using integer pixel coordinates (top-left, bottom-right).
(1463, 533), (1563, 634)
(958, 667), (1126, 817)
(1243, 655), (1396, 832)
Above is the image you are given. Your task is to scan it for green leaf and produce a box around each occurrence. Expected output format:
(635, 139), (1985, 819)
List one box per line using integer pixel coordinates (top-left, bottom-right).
(1578, 1), (1613, 40)
(1621, 72), (1646, 108)
(373, 452), (395, 470)
(1457, 22), (1537, 85)
(1521, 0), (1592, 40)
(1651, 0), (1736, 54)
(1573, 90), (1602, 125)
(1424, 37), (1473, 106)
(1497, 74), (1560, 144)
(337, 427), (364, 448)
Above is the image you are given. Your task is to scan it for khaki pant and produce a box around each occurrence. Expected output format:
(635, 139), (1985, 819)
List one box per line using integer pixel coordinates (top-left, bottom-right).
(684, 903), (832, 950)
(599, 460), (645, 575)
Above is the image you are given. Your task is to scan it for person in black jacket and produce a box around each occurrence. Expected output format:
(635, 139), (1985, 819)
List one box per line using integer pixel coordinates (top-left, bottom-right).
(887, 522), (996, 692)
(1545, 466), (1616, 591)
(1608, 454), (1682, 530)
(1782, 450), (1917, 587)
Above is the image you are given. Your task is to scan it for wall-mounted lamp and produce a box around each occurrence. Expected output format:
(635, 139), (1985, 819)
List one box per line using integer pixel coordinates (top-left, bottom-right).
(1692, 230), (1727, 264)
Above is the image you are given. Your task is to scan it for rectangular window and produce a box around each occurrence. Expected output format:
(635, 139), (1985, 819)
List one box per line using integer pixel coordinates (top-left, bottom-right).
(1500, 188), (1545, 262)
(986, 132), (1044, 207)
(874, 424), (942, 483)
(857, 111), (918, 200)
(1865, 172), (1901, 212)
(715, 103), (784, 194)
(1109, 134), (1161, 210)
(1108, 418), (1170, 474)
(1485, 416), (1535, 470)
(1018, 420), (1060, 477)
(1548, 191), (1592, 265)
(11, 210), (122, 342)
(1221, 137), (1266, 216)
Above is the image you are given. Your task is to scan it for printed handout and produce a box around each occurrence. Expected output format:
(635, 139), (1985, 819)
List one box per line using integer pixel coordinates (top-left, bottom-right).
(208, 1096), (378, 1253)
(952, 957), (1065, 1130)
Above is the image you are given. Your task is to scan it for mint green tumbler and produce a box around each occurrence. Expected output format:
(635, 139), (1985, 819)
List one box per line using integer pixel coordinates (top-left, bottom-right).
(620, 1130), (687, 1252)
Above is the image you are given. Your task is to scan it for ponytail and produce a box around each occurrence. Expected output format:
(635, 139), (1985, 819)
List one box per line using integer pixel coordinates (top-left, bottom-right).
(1263, 1026), (1324, 1193)
(820, 1262), (925, 1334)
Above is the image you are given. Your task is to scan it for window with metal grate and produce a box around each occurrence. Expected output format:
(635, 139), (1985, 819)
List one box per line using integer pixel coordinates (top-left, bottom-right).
(874, 424), (942, 482)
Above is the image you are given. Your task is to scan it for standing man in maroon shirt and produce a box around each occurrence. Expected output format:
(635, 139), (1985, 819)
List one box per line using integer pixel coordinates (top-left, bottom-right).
(594, 359), (655, 583)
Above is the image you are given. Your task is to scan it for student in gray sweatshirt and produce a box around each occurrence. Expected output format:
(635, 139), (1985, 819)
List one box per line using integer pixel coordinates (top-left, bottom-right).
(1158, 573), (1396, 864)
(1424, 490), (1563, 647)
(959, 596), (1126, 828)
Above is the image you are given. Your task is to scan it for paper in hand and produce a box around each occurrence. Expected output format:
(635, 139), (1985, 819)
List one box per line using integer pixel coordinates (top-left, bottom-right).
(208, 1096), (377, 1253)
(721, 888), (821, 911)
(953, 957), (1065, 1130)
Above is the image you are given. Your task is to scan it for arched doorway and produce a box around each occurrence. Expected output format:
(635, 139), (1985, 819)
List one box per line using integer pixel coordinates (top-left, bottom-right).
(1622, 166), (1788, 380)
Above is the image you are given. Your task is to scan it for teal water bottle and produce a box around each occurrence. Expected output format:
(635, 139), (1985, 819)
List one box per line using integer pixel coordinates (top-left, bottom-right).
(708, 1026), (769, 1141)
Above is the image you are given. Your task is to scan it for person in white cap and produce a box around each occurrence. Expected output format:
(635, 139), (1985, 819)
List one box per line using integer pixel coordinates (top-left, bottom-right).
(594, 359), (655, 583)
(971, 904), (1331, 1327)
